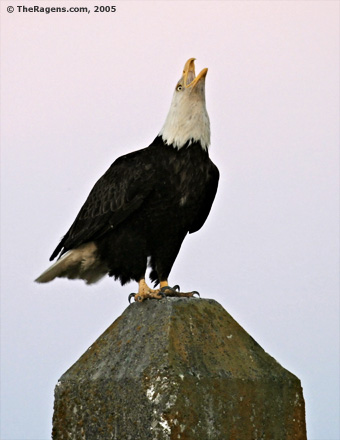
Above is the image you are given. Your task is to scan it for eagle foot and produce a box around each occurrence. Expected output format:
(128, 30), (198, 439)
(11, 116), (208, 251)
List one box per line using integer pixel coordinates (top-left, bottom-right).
(128, 290), (165, 303)
(128, 279), (200, 303)
(128, 279), (168, 303)
(160, 285), (200, 298)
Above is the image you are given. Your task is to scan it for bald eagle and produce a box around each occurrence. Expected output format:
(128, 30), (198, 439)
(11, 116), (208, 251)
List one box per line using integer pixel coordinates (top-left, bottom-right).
(35, 58), (219, 302)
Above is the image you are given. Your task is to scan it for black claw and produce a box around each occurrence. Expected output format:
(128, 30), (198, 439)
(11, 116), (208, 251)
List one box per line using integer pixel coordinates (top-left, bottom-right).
(172, 285), (180, 291)
(128, 293), (136, 303)
(192, 291), (200, 297)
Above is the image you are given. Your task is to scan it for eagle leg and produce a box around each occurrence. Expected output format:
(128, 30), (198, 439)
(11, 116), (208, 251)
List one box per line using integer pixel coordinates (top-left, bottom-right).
(129, 279), (165, 303)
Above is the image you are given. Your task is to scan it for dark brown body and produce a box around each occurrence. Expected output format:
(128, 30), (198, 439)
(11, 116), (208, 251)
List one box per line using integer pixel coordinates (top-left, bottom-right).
(50, 136), (219, 286)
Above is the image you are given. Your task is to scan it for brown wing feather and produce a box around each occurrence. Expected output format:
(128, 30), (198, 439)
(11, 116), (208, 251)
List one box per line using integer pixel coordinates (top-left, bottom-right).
(50, 148), (155, 260)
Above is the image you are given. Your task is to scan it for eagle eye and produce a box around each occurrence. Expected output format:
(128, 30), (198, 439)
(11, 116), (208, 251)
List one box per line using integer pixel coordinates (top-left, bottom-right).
(176, 84), (183, 91)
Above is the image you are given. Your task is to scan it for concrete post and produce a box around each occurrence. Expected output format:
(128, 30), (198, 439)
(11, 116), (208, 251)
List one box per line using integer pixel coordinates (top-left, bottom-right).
(52, 297), (307, 439)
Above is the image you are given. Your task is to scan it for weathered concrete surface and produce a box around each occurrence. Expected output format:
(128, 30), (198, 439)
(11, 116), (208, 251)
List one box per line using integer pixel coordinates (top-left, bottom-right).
(52, 297), (307, 440)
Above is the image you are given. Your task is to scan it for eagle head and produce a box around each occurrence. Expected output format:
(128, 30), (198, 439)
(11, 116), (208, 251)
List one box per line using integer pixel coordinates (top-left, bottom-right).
(159, 58), (210, 150)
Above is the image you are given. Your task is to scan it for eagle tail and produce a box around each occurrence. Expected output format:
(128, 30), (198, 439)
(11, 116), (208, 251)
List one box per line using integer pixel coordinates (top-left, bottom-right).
(35, 242), (107, 285)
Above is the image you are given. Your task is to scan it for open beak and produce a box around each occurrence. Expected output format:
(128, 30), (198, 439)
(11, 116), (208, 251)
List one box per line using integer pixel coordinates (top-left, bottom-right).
(183, 58), (208, 89)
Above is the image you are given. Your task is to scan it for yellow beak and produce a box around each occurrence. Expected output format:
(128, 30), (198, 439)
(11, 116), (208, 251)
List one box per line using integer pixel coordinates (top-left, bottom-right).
(183, 58), (208, 89)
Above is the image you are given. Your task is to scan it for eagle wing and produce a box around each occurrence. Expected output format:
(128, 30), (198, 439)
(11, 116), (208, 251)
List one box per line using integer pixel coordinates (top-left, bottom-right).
(50, 149), (155, 260)
(188, 161), (219, 234)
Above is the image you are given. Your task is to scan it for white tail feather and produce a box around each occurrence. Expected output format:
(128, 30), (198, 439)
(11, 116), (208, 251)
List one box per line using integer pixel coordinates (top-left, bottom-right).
(35, 242), (107, 285)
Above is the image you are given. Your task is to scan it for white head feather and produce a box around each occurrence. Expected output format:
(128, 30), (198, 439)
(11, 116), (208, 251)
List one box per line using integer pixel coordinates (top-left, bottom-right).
(159, 58), (210, 150)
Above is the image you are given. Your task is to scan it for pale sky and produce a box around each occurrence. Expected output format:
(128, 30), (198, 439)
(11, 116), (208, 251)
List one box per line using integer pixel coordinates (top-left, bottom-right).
(1, 1), (339, 439)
